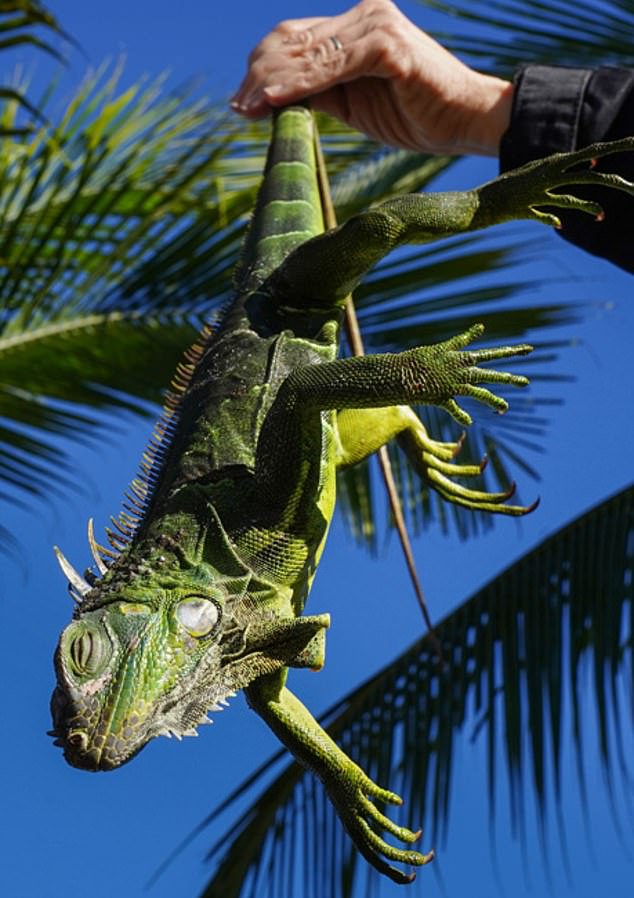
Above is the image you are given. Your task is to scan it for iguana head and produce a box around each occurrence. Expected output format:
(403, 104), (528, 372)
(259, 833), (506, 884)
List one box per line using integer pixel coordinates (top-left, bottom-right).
(50, 534), (328, 772)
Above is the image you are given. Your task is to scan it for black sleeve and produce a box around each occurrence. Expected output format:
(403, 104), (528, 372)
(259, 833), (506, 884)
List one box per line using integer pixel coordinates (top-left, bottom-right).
(499, 65), (634, 273)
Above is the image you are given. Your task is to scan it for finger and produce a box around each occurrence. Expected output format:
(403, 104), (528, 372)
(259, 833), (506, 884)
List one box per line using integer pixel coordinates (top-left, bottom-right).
(439, 323), (484, 353)
(441, 398), (472, 427)
(235, 30), (397, 116)
(457, 384), (509, 413)
(235, 12), (355, 107)
(247, 16), (329, 65)
(353, 833), (418, 886)
(358, 794), (421, 842)
(423, 453), (484, 477)
(543, 191), (604, 218)
(467, 366), (530, 386)
(364, 777), (402, 805)
(470, 343), (533, 363)
(357, 818), (432, 865)
(279, 4), (368, 55)
(232, 17), (329, 107)
(561, 136), (634, 170)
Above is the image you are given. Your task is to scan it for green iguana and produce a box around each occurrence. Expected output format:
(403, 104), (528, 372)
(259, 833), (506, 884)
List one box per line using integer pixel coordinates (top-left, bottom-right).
(50, 106), (634, 883)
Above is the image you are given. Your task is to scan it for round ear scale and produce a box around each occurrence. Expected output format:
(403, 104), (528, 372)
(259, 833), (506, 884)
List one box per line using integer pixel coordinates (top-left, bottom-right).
(53, 545), (92, 603)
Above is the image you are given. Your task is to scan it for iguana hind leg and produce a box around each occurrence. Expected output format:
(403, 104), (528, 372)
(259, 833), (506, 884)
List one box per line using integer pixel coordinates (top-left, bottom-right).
(336, 405), (534, 515)
(246, 671), (434, 884)
(268, 138), (634, 305)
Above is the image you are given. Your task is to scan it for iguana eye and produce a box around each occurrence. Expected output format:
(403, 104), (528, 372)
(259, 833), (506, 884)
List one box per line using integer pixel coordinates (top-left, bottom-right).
(68, 625), (107, 676)
(176, 598), (219, 637)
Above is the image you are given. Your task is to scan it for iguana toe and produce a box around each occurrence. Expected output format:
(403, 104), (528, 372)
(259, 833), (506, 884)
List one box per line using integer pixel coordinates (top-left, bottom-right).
(335, 777), (434, 884)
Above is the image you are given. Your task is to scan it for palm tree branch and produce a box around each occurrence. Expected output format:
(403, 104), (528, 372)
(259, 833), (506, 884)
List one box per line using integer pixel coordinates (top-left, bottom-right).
(421, 0), (634, 71)
(195, 483), (634, 897)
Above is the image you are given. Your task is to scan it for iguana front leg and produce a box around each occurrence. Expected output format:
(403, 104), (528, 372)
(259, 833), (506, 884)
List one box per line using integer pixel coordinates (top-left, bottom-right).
(256, 323), (531, 511)
(336, 405), (535, 514)
(246, 672), (433, 884)
(268, 138), (634, 305)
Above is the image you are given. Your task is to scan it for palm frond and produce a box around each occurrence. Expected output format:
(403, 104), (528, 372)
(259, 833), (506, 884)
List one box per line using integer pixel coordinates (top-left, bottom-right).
(0, 2), (68, 133)
(0, 312), (201, 499)
(197, 482), (634, 898)
(422, 0), (634, 72)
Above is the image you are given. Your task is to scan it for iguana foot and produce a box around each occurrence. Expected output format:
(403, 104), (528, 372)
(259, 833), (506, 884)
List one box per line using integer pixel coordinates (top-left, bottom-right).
(246, 680), (433, 884)
(476, 137), (634, 229)
(402, 421), (537, 515)
(405, 322), (532, 427)
(325, 765), (434, 884)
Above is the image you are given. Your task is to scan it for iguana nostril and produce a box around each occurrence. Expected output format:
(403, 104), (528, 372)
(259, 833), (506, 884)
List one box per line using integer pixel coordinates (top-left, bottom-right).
(67, 730), (88, 751)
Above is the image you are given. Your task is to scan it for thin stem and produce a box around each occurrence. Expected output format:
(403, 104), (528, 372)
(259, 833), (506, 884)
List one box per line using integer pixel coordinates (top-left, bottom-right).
(311, 109), (443, 664)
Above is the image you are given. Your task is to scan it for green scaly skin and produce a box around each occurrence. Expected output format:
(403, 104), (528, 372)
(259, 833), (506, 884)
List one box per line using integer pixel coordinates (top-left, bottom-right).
(50, 107), (634, 884)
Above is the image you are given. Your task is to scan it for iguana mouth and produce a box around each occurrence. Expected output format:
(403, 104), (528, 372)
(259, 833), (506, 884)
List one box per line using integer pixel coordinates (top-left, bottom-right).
(50, 667), (237, 771)
(49, 684), (144, 770)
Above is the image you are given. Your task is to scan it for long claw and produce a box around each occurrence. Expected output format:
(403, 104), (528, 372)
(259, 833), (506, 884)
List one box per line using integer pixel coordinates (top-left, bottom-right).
(430, 481), (537, 515)
(427, 469), (517, 503)
(402, 416), (536, 515)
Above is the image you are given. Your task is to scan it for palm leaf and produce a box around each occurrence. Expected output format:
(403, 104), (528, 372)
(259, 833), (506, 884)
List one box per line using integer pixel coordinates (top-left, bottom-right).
(422, 0), (634, 72)
(0, 2), (69, 133)
(0, 68), (251, 529)
(196, 482), (634, 898)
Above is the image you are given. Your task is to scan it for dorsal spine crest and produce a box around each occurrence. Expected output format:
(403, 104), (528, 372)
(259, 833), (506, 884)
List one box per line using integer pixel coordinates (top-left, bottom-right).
(92, 321), (217, 568)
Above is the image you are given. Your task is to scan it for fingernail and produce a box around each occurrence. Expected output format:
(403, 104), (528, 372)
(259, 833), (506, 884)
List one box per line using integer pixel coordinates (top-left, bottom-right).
(263, 84), (286, 99)
(241, 92), (258, 111)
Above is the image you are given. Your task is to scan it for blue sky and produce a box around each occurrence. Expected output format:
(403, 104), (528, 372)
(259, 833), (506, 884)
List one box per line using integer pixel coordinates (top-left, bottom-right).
(1, 2), (633, 898)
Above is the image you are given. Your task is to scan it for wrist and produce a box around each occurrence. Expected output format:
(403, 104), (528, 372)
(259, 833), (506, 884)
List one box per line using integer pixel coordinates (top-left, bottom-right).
(459, 74), (514, 157)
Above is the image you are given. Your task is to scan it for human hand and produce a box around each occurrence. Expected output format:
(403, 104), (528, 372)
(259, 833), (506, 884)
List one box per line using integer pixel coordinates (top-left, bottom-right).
(232, 0), (513, 156)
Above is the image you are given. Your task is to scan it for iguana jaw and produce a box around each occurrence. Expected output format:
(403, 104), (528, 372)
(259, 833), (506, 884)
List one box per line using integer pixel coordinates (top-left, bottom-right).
(50, 672), (236, 771)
